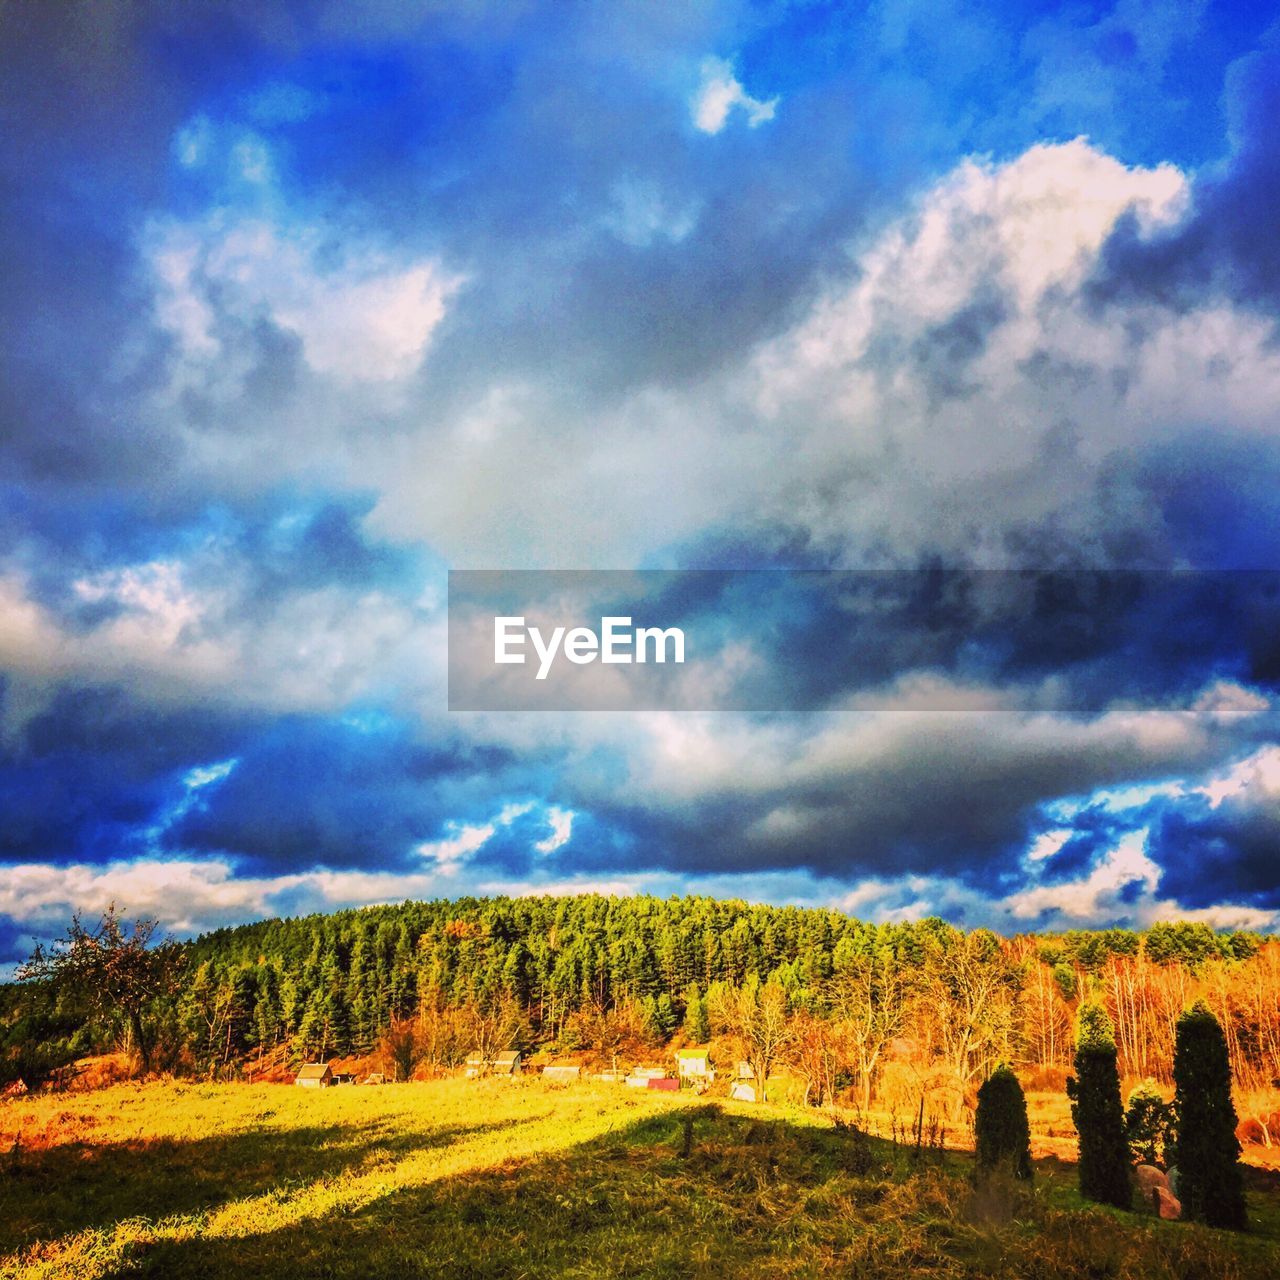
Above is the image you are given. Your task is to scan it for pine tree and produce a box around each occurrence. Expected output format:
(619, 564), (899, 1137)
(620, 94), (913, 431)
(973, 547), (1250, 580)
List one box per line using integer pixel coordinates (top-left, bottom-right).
(1067, 1003), (1131, 1208)
(684, 986), (710, 1043)
(974, 1063), (1033, 1179)
(1173, 1002), (1247, 1229)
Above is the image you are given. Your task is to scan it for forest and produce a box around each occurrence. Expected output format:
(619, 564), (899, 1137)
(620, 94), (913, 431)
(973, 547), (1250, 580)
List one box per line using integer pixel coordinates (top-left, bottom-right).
(2, 894), (1277, 1112)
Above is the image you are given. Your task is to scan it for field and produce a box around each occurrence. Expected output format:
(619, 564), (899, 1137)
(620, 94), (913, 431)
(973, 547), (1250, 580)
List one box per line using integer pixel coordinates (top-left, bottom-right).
(3, 1080), (1280, 1280)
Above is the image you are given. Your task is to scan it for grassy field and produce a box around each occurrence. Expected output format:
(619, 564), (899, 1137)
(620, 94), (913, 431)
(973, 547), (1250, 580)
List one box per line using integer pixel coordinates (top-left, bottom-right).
(2, 1079), (1280, 1280)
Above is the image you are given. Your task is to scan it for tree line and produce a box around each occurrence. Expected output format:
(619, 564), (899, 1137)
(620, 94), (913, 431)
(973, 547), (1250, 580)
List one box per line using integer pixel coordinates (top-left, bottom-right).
(2, 894), (1276, 1106)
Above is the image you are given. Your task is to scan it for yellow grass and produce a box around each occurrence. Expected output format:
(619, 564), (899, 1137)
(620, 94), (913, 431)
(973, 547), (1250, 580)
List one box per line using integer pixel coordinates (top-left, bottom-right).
(2, 1078), (1278, 1279)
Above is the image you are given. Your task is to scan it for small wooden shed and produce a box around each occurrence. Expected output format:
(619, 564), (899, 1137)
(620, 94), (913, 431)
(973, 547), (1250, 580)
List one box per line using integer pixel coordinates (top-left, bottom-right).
(541, 1064), (581, 1083)
(492, 1051), (523, 1075)
(295, 1063), (334, 1088)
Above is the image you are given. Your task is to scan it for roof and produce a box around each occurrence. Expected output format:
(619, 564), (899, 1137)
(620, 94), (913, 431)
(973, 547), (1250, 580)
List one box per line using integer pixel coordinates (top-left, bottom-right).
(493, 1051), (521, 1064)
(296, 1063), (332, 1080)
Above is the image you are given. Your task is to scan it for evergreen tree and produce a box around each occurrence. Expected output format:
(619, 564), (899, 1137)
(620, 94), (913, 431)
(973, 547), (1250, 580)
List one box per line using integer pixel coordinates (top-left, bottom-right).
(653, 992), (678, 1039)
(974, 1063), (1033, 1179)
(1066, 1003), (1131, 1208)
(1173, 1002), (1247, 1229)
(684, 986), (710, 1043)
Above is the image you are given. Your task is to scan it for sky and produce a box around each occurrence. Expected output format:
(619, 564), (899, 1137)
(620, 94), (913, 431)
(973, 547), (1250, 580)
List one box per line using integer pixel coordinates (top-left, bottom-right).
(3, 0), (1280, 968)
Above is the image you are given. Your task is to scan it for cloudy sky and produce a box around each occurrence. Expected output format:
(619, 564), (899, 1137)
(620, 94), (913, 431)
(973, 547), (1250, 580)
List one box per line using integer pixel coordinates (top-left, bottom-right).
(2, 0), (1280, 967)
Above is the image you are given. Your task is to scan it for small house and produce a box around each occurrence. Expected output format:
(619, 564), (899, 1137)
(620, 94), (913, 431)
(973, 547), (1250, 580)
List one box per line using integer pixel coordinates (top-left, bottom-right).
(464, 1051), (486, 1078)
(492, 1051), (523, 1075)
(675, 1048), (714, 1081)
(295, 1063), (333, 1089)
(541, 1064), (581, 1083)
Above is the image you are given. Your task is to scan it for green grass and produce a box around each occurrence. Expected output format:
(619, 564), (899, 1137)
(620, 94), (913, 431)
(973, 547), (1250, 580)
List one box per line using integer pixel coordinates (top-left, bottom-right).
(2, 1079), (1278, 1279)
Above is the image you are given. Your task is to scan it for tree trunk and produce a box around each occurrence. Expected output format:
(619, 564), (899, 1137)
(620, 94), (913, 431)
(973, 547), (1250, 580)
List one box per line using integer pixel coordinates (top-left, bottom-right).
(129, 1009), (151, 1075)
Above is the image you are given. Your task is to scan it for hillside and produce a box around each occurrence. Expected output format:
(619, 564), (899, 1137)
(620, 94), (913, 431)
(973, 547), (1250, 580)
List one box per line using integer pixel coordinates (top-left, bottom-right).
(4, 896), (1277, 1114)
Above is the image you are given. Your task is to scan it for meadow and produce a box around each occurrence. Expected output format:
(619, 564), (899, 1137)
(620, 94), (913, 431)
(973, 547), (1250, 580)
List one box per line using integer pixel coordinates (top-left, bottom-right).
(3, 1077), (1280, 1280)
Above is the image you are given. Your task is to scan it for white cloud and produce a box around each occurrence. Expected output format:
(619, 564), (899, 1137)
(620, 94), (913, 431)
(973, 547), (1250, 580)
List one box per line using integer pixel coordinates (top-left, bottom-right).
(1192, 680), (1270, 726)
(413, 800), (559, 872)
(362, 138), (1280, 569)
(0, 556), (434, 717)
(604, 177), (699, 246)
(147, 214), (461, 385)
(535, 806), (574, 854)
(415, 821), (497, 873)
(691, 57), (777, 134)
(1199, 744), (1280, 810)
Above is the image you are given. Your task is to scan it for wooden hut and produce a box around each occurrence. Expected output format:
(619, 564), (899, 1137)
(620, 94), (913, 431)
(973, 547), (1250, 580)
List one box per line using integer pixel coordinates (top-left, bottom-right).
(294, 1063), (334, 1089)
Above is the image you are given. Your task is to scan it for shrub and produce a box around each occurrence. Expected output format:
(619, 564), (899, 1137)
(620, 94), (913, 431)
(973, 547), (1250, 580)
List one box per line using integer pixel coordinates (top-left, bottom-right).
(1066, 1003), (1131, 1208)
(1125, 1079), (1174, 1167)
(974, 1063), (1032, 1180)
(1173, 1001), (1247, 1230)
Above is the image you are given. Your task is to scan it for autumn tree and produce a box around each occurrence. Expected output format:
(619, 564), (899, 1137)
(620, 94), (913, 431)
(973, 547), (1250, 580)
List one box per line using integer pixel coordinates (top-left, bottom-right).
(919, 925), (1019, 1091)
(19, 906), (181, 1075)
(783, 1009), (844, 1108)
(714, 979), (792, 1103)
(828, 933), (913, 1109)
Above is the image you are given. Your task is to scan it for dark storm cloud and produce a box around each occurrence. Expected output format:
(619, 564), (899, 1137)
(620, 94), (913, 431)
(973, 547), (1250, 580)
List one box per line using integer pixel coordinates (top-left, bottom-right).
(1090, 33), (1280, 313)
(1147, 793), (1280, 909)
(0, 681), (545, 877)
(532, 565), (1280, 712)
(550, 706), (1228, 887)
(165, 717), (527, 875)
(0, 915), (26, 964)
(0, 686), (247, 862)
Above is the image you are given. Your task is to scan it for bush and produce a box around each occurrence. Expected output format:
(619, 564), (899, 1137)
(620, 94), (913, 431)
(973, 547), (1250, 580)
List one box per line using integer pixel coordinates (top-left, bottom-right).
(974, 1063), (1032, 1180)
(1066, 1003), (1131, 1208)
(1125, 1079), (1175, 1167)
(1173, 1002), (1247, 1230)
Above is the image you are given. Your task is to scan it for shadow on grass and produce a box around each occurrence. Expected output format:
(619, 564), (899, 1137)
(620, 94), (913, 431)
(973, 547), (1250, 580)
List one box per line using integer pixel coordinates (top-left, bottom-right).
(128, 1106), (1280, 1280)
(0, 1118), (503, 1257)
(9, 1103), (1280, 1280)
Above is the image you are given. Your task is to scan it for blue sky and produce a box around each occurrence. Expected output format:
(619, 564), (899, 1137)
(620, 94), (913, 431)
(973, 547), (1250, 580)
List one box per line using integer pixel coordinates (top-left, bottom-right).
(3, 0), (1280, 964)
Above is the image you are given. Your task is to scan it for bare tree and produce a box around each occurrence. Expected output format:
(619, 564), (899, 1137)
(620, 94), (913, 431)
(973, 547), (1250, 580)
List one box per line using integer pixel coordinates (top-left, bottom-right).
(828, 943), (914, 1110)
(919, 927), (1019, 1090)
(783, 1009), (844, 1107)
(462, 990), (529, 1067)
(19, 905), (181, 1075)
(715, 979), (792, 1102)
